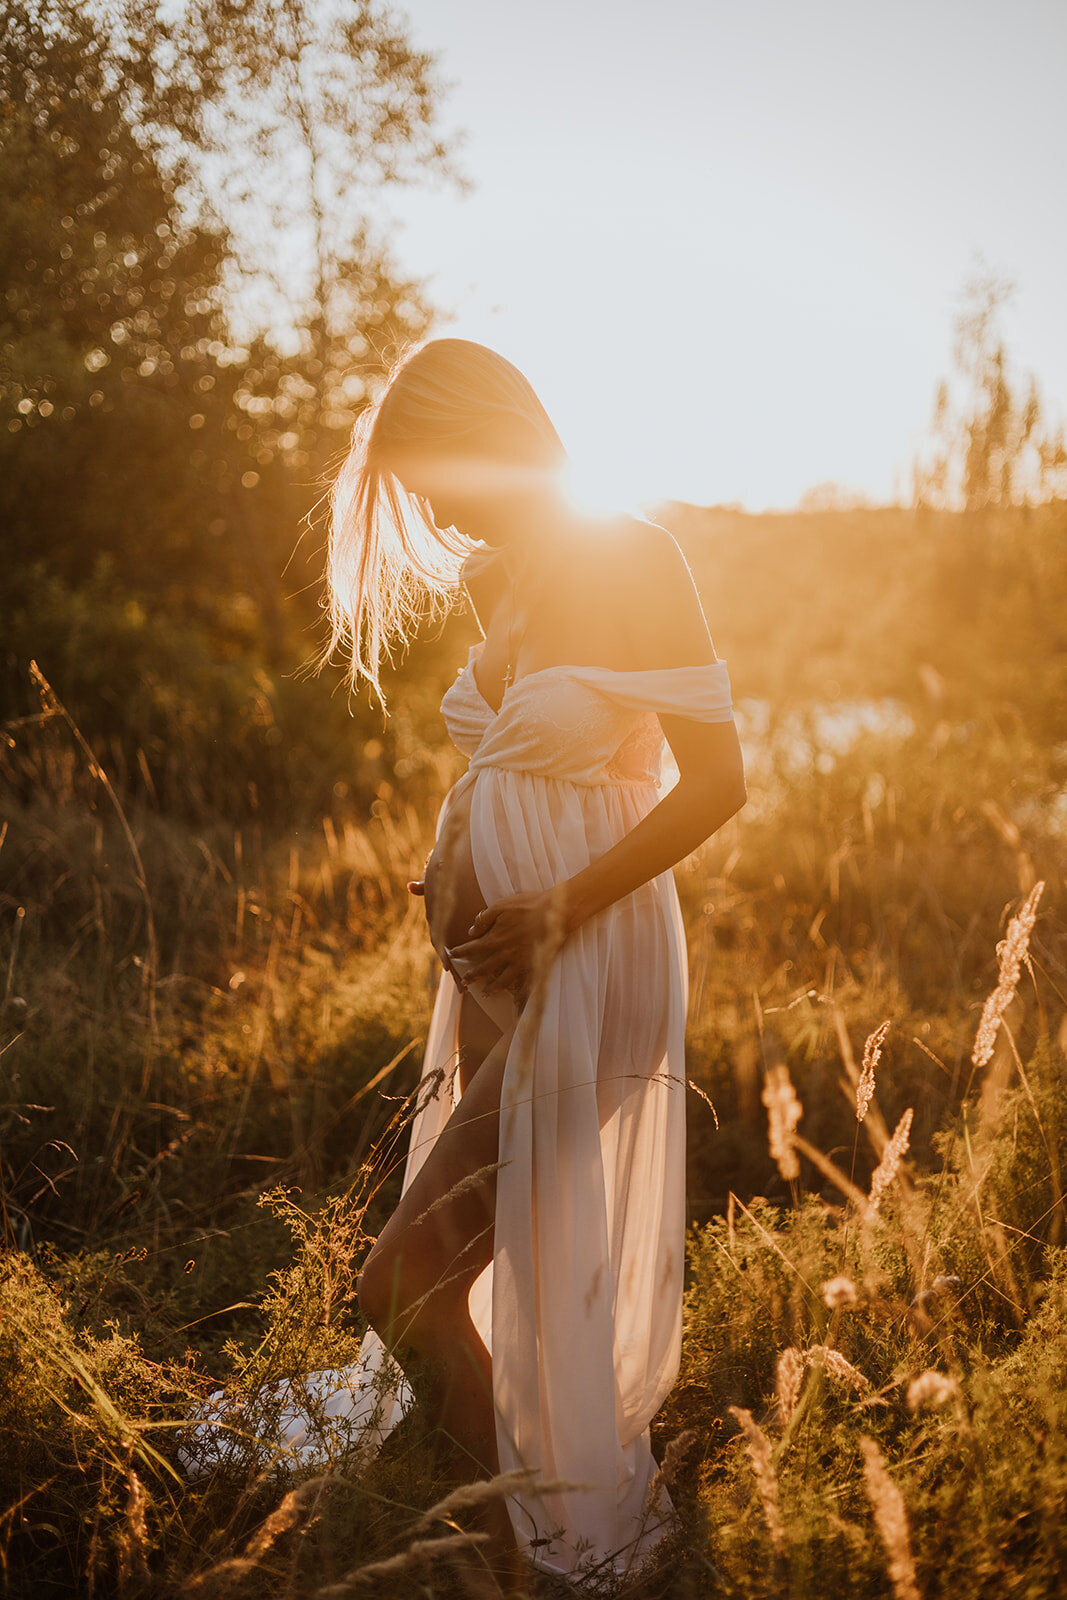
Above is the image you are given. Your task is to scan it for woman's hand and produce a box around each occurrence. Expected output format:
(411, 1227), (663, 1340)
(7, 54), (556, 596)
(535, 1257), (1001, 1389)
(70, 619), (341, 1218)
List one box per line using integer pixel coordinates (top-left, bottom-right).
(446, 888), (568, 1005)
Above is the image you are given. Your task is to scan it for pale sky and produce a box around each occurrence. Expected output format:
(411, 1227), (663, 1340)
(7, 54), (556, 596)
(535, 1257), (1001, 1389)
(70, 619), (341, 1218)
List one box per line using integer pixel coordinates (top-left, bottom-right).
(379, 0), (1066, 513)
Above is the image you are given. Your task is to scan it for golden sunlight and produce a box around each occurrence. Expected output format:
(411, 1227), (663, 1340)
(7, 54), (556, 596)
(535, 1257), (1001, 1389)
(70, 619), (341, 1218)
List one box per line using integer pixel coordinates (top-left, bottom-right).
(6, 1), (1066, 1592)
(561, 454), (642, 517)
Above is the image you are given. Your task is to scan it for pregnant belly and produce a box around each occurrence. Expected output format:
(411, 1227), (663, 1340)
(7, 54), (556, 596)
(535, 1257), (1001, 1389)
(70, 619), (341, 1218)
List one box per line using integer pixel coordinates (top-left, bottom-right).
(423, 779), (488, 964)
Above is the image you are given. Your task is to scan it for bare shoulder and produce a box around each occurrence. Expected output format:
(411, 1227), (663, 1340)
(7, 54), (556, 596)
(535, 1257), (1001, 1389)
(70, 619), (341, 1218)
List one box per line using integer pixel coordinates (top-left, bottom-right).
(589, 514), (692, 587)
(592, 515), (716, 667)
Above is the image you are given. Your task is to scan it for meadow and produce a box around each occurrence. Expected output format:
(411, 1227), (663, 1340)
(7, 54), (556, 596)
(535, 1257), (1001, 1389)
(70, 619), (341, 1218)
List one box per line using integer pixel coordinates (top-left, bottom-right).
(1, 497), (1065, 1599)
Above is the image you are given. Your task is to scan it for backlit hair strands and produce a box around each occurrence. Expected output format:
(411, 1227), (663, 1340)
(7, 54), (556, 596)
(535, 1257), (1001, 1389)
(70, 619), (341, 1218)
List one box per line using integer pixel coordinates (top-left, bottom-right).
(322, 338), (568, 706)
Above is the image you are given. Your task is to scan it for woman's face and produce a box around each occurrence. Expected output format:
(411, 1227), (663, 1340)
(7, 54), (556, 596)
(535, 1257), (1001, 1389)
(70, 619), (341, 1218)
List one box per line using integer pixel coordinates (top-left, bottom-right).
(389, 445), (481, 533)
(387, 424), (560, 539)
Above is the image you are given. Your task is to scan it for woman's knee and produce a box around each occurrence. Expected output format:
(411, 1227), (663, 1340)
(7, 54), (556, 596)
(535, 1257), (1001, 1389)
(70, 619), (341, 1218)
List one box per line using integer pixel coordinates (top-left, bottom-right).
(357, 1241), (402, 1342)
(358, 1233), (445, 1350)
(359, 1228), (472, 1354)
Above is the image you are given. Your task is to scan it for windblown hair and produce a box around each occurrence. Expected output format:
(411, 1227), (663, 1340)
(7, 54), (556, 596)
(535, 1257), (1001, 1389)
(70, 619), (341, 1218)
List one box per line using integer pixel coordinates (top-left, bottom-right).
(321, 337), (567, 706)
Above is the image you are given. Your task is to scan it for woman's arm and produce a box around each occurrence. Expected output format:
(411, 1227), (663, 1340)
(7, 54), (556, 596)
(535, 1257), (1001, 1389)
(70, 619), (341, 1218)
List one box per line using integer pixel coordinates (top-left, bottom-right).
(448, 524), (748, 997)
(560, 713), (746, 933)
(450, 717), (745, 997)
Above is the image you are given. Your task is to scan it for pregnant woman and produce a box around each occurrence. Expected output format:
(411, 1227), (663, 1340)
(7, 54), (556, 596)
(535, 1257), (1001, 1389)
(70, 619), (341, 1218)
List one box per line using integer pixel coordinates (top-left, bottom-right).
(324, 337), (747, 1588)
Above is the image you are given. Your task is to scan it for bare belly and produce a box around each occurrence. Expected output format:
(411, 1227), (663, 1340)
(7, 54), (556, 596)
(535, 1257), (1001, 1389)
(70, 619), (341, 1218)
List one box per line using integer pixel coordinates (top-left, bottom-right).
(424, 780), (520, 1076)
(423, 779), (489, 965)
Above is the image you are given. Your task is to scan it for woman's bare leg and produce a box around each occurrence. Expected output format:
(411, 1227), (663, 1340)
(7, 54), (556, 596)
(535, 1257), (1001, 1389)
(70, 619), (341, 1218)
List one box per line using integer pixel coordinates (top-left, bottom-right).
(358, 987), (525, 1586)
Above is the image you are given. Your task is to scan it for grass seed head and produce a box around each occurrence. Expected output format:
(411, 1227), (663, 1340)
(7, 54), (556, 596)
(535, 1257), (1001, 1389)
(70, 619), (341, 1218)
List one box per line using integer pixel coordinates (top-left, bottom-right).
(316, 1531), (492, 1592)
(822, 1275), (859, 1309)
(857, 1019), (891, 1121)
(810, 1345), (871, 1390)
(644, 1429), (700, 1517)
(413, 1466), (548, 1534)
(728, 1405), (783, 1549)
(761, 1063), (802, 1182)
(868, 1107), (914, 1213)
(860, 1436), (920, 1600)
(116, 1467), (149, 1590)
(972, 880), (1044, 1069)
(776, 1347), (805, 1424)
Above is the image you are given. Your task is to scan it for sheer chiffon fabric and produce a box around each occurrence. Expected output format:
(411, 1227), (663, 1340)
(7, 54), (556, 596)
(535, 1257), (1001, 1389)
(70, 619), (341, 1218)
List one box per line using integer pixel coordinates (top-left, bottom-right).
(405, 643), (736, 1578)
(180, 639), (736, 1583)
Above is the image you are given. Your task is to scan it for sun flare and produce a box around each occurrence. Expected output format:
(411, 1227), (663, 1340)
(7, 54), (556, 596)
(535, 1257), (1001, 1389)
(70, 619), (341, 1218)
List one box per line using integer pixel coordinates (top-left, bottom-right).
(561, 456), (643, 517)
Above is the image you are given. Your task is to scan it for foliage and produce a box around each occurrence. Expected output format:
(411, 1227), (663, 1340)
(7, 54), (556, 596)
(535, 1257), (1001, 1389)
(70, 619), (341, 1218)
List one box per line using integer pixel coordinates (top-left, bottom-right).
(0, 0), (443, 650)
(163, 0), (463, 358)
(2, 11), (1066, 1585)
(0, 562), (398, 823)
(662, 495), (1067, 728)
(911, 267), (1067, 511)
(2, 498), (1065, 1594)
(659, 1067), (1067, 1600)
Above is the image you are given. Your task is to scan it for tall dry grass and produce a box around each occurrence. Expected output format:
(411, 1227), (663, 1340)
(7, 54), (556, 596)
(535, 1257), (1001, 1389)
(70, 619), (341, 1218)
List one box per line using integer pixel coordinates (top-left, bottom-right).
(2, 506), (1066, 1596)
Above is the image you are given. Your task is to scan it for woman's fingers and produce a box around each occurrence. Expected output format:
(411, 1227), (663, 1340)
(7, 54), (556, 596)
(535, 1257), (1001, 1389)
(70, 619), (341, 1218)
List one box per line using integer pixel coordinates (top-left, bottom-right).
(467, 901), (504, 938)
(480, 951), (529, 990)
(458, 952), (505, 985)
(449, 945), (522, 994)
(448, 893), (552, 994)
(484, 970), (524, 996)
(449, 928), (500, 962)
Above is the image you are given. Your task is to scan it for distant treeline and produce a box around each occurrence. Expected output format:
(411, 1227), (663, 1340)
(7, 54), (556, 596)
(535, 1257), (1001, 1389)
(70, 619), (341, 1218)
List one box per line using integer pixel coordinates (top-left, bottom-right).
(660, 498), (1067, 741)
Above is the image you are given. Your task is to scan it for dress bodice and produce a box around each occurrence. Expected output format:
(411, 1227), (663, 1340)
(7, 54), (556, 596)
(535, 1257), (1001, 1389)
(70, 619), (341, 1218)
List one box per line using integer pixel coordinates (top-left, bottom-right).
(440, 641), (735, 787)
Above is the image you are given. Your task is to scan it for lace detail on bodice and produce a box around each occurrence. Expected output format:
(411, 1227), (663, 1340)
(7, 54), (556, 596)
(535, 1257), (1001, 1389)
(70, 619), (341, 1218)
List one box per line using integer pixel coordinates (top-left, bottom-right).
(604, 713), (664, 783)
(438, 643), (734, 788)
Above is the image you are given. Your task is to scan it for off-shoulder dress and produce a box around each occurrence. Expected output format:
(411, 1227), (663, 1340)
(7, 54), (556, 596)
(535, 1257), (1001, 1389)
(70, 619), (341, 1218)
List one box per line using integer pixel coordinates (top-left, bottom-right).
(183, 636), (736, 1583)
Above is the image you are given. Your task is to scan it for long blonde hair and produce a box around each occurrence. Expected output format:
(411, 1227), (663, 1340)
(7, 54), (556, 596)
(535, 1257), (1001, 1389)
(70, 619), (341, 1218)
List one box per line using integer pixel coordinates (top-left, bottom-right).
(322, 337), (567, 705)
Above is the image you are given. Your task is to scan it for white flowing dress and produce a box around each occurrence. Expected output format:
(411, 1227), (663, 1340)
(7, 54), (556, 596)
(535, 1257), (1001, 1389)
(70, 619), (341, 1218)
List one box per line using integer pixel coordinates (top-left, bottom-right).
(181, 643), (736, 1583)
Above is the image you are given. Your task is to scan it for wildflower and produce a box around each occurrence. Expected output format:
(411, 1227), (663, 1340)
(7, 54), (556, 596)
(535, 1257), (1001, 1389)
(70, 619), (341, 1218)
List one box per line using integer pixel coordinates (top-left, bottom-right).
(906, 1370), (958, 1411)
(868, 1107), (913, 1213)
(761, 1063), (802, 1182)
(810, 1345), (871, 1390)
(857, 1019), (890, 1121)
(859, 1436), (920, 1600)
(972, 880), (1045, 1069)
(822, 1275), (858, 1309)
(728, 1406), (783, 1549)
(776, 1347), (805, 1423)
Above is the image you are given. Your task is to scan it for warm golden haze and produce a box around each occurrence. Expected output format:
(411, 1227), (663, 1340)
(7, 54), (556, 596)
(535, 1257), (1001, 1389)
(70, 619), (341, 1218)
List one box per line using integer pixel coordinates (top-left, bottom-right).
(2, 0), (1065, 1594)
(4, 495), (1065, 1592)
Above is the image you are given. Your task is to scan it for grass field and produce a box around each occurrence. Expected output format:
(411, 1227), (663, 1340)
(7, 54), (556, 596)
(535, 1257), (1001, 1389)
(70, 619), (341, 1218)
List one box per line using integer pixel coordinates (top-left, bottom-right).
(1, 500), (1065, 1598)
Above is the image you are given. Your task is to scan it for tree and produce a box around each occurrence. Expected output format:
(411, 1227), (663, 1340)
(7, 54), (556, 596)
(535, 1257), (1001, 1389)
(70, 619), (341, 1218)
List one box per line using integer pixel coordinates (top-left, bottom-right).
(795, 482), (876, 513)
(0, 1), (241, 591)
(51, 0), (464, 465)
(912, 267), (1067, 512)
(0, 0), (457, 638)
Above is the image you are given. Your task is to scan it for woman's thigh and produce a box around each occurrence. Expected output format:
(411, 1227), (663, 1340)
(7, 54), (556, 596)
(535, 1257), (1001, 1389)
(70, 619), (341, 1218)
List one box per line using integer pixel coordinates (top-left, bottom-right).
(361, 1005), (514, 1345)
